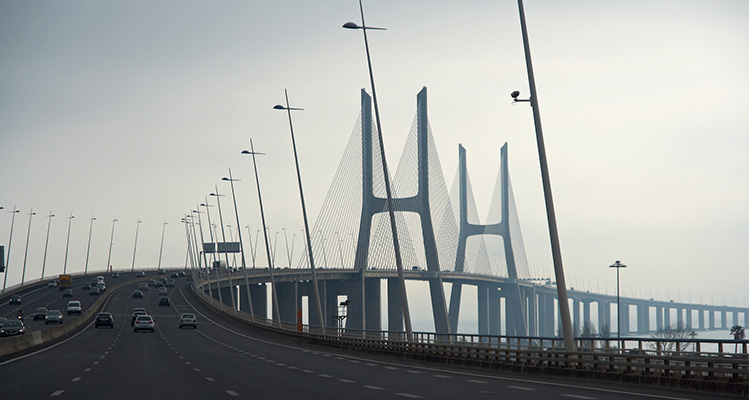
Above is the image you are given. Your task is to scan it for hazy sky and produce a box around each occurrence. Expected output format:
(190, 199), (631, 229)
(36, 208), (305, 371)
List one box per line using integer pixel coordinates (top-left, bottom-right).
(1, 1), (747, 312)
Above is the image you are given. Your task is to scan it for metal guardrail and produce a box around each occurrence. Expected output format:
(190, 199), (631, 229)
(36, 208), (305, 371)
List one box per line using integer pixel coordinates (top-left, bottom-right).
(192, 282), (749, 394)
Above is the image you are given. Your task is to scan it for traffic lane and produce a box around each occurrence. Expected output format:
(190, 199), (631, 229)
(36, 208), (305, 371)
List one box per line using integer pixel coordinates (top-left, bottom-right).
(175, 284), (734, 400)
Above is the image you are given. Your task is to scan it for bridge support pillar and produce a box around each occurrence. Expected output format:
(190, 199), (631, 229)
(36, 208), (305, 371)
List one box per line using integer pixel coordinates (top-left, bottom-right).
(489, 287), (501, 336)
(686, 308), (693, 330)
(478, 285), (489, 336)
(526, 287), (537, 337)
(543, 294), (555, 337)
(343, 278), (364, 330)
(387, 278), (403, 332)
(250, 283), (267, 319)
(709, 310), (716, 330)
(598, 301), (609, 337)
(698, 308), (705, 330)
(664, 307), (671, 328)
(621, 303), (630, 336)
(656, 306), (664, 331)
(276, 282), (298, 325)
(572, 300), (580, 335)
(238, 285), (250, 313)
(365, 278), (381, 331)
(220, 287), (236, 309)
(733, 311), (739, 327)
(638, 305), (649, 334)
(582, 301), (591, 334)
(676, 307), (684, 329)
(721, 310), (728, 330)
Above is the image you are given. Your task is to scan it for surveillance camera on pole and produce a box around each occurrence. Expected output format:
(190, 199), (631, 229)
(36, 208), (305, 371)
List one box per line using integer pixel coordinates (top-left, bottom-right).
(511, 90), (530, 104)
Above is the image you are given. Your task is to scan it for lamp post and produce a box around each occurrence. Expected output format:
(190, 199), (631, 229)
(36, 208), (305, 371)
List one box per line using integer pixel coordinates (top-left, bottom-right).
(274, 90), (326, 332)
(20, 209), (36, 286)
(84, 216), (95, 275)
(242, 140), (282, 327)
(3, 206), (21, 292)
(105, 218), (118, 273)
(62, 214), (74, 274)
(222, 172), (255, 321)
(157, 221), (167, 272)
(511, 0), (575, 352)
(211, 188), (238, 314)
(201, 200), (222, 305)
(343, 0), (413, 340)
(131, 219), (141, 272)
(281, 227), (291, 268)
(40, 212), (55, 279)
(193, 208), (213, 295)
(610, 260), (627, 340)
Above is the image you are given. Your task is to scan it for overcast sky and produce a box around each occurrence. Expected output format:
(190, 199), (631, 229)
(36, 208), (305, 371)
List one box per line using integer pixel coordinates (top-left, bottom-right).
(1, 1), (747, 313)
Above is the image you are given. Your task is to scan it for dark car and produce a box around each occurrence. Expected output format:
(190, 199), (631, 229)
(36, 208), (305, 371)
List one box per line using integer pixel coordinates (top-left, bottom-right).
(89, 288), (101, 296)
(158, 297), (170, 307)
(63, 289), (73, 297)
(44, 310), (63, 325)
(166, 279), (175, 288)
(33, 307), (49, 320)
(157, 269), (165, 275)
(82, 284), (91, 290)
(136, 271), (146, 277)
(171, 272), (179, 278)
(95, 312), (114, 328)
(0, 320), (25, 337)
(9, 295), (21, 305)
(132, 290), (144, 299)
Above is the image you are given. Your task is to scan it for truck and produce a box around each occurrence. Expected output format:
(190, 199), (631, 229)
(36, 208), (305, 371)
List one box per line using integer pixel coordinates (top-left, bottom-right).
(58, 274), (72, 290)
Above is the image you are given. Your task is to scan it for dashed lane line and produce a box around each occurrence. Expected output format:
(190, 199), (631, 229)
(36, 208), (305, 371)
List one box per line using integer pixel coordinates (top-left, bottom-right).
(50, 390), (64, 397)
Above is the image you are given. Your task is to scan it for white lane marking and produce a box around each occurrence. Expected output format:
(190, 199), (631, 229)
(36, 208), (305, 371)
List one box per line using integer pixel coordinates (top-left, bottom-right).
(287, 366), (298, 370)
(467, 379), (487, 384)
(302, 370), (314, 373)
(365, 363), (377, 367)
(509, 386), (535, 391)
(433, 375), (451, 379)
(349, 360), (360, 363)
(338, 379), (356, 383)
(206, 377), (215, 382)
(396, 394), (424, 399)
(561, 395), (596, 400)
(185, 361), (191, 365)
(384, 366), (398, 370)
(363, 385), (383, 390)
(406, 370), (422, 374)
(276, 363), (286, 366)
(317, 374), (332, 378)
(84, 368), (91, 372)
(71, 377), (81, 382)
(193, 368), (201, 372)
(226, 390), (239, 396)
(50, 390), (64, 397)
(93, 361), (99, 365)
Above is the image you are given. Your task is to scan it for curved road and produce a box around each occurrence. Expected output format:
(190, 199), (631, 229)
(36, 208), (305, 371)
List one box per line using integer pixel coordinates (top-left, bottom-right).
(0, 279), (736, 400)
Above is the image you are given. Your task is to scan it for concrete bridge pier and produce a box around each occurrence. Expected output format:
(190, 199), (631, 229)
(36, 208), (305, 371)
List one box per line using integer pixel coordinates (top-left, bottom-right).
(489, 286), (501, 336)
(365, 278), (381, 331)
(721, 310), (728, 330)
(709, 310), (716, 330)
(220, 287), (236, 309)
(676, 307), (684, 328)
(275, 282), (298, 325)
(664, 307), (671, 328)
(572, 300), (580, 335)
(478, 284), (489, 336)
(582, 301), (591, 334)
(542, 293), (555, 337)
(250, 283), (267, 319)
(598, 301), (609, 336)
(686, 308), (693, 330)
(387, 278), (403, 332)
(656, 306), (664, 331)
(526, 287), (537, 337)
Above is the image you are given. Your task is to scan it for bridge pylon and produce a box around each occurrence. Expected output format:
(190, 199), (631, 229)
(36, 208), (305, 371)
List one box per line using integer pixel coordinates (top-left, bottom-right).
(447, 143), (528, 336)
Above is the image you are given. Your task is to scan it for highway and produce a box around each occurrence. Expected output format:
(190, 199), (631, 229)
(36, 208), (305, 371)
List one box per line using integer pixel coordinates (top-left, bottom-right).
(0, 277), (738, 399)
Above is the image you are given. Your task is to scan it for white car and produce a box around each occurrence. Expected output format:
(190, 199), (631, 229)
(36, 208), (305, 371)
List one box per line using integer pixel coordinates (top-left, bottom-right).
(133, 315), (155, 332)
(179, 314), (197, 329)
(66, 300), (82, 315)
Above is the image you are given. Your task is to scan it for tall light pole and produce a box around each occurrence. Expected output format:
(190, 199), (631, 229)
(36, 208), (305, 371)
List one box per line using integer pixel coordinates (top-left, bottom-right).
(62, 214), (74, 274)
(130, 219), (142, 272)
(610, 260), (627, 340)
(512, 0), (575, 352)
(105, 217), (117, 273)
(242, 140), (282, 327)
(193, 208), (213, 296)
(211, 187), (237, 314)
(20, 209), (36, 285)
(222, 171), (255, 321)
(40, 212), (55, 279)
(281, 227), (291, 268)
(3, 207), (21, 292)
(343, 0), (413, 340)
(157, 221), (167, 272)
(201, 200), (222, 305)
(274, 90), (326, 332)
(84, 216), (95, 275)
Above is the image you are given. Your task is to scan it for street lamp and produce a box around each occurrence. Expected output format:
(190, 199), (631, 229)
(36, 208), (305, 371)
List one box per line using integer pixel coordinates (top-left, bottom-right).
(242, 140), (282, 327)
(610, 260), (627, 340)
(3, 206), (21, 292)
(105, 218), (118, 273)
(274, 90), (326, 332)
(40, 212), (55, 279)
(84, 216), (96, 275)
(20, 209), (36, 286)
(211, 188), (238, 314)
(200, 200), (223, 305)
(62, 214), (75, 274)
(131, 219), (142, 272)
(193, 208), (213, 295)
(343, 0), (413, 340)
(512, 0), (575, 351)
(157, 221), (167, 272)
(222, 172), (255, 320)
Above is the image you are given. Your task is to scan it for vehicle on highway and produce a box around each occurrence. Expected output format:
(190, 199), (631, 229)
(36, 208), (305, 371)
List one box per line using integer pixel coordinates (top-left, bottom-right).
(96, 275), (104, 282)
(89, 288), (101, 296)
(178, 313), (197, 329)
(133, 315), (155, 332)
(157, 269), (165, 275)
(148, 279), (157, 286)
(63, 289), (73, 297)
(186, 274), (193, 281)
(157, 287), (168, 296)
(95, 282), (106, 292)
(156, 280), (165, 288)
(48, 280), (57, 288)
(166, 279), (175, 288)
(33, 307), (49, 320)
(67, 301), (82, 315)
(82, 284), (91, 290)
(130, 308), (147, 326)
(45, 310), (63, 325)
(0, 320), (26, 337)
(178, 271), (185, 277)
(0, 317), (6, 325)
(132, 290), (144, 299)
(9, 295), (21, 305)
(95, 312), (114, 328)
(158, 297), (170, 307)
(138, 282), (149, 291)
(58, 274), (72, 290)
(171, 272), (179, 278)
(136, 271), (146, 277)
(112, 272), (120, 278)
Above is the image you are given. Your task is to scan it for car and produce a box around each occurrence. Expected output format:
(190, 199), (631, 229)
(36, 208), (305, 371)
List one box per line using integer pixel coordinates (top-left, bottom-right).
(157, 287), (168, 296)
(95, 282), (106, 292)
(133, 315), (155, 332)
(82, 284), (91, 290)
(67, 301), (82, 315)
(132, 290), (144, 299)
(48, 281), (58, 288)
(33, 307), (49, 320)
(89, 288), (101, 296)
(178, 271), (185, 277)
(156, 281), (165, 288)
(138, 282), (149, 291)
(171, 272), (179, 278)
(157, 269), (165, 275)
(0, 317), (6, 325)
(0, 320), (25, 337)
(112, 272), (120, 278)
(148, 279), (157, 286)
(96, 275), (104, 282)
(179, 313), (197, 329)
(131, 308), (147, 326)
(158, 297), (170, 307)
(9, 295), (21, 305)
(45, 310), (63, 325)
(136, 271), (146, 277)
(63, 289), (73, 297)
(166, 279), (175, 288)
(95, 312), (114, 328)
